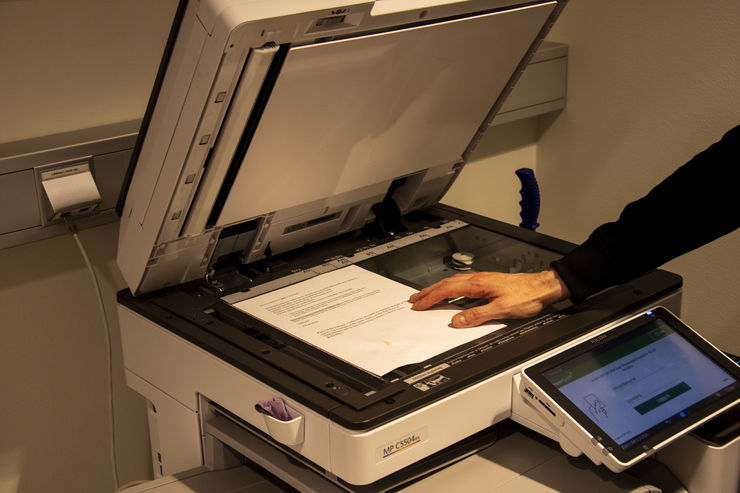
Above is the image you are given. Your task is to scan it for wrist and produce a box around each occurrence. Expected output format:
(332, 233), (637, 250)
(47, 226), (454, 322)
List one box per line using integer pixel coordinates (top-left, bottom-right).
(539, 268), (571, 303)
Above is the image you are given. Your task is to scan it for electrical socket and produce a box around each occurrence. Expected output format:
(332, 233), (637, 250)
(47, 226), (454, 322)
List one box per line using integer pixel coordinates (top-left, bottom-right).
(34, 157), (101, 224)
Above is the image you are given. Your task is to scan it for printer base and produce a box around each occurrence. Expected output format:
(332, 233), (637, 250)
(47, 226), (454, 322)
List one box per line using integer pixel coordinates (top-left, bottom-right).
(119, 421), (687, 493)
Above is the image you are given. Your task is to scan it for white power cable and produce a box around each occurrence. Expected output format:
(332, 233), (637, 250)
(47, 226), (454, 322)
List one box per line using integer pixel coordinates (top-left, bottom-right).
(65, 217), (120, 490)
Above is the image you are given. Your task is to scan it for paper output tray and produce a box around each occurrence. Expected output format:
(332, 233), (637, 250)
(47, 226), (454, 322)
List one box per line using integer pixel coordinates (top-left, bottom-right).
(117, 205), (683, 430)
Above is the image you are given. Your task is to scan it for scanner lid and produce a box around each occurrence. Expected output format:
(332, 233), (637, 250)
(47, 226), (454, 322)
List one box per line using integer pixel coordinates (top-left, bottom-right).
(117, 0), (566, 294)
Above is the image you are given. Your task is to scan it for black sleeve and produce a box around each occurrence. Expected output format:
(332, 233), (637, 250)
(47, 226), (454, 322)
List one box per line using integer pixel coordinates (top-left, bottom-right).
(551, 125), (740, 303)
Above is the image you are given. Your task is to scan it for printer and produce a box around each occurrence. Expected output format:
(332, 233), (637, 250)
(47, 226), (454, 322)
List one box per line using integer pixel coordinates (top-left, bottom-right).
(115, 0), (738, 491)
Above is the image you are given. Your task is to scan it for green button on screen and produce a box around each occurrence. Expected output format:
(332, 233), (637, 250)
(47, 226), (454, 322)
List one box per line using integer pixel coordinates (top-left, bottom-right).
(634, 382), (691, 415)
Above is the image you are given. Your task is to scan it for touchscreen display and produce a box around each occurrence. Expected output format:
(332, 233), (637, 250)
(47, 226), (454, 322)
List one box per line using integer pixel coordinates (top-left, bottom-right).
(541, 316), (738, 450)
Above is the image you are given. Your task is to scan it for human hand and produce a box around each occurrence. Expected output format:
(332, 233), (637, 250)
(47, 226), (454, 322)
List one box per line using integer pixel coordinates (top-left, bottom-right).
(408, 269), (570, 328)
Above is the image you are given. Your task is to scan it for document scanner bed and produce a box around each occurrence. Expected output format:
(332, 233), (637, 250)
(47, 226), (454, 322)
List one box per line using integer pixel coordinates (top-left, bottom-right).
(115, 0), (685, 487)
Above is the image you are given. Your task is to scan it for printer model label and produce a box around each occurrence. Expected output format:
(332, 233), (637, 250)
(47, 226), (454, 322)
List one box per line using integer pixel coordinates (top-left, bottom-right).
(377, 427), (428, 462)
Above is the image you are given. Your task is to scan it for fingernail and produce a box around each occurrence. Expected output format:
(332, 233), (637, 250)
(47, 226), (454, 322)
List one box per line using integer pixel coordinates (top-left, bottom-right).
(454, 314), (467, 327)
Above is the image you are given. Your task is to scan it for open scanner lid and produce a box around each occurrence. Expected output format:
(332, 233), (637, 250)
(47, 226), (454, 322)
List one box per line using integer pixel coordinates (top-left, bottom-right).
(117, 0), (566, 295)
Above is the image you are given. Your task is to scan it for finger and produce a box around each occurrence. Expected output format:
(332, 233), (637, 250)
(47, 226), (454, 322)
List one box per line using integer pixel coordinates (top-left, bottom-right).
(408, 278), (455, 306)
(408, 283), (439, 303)
(409, 277), (477, 310)
(409, 288), (448, 310)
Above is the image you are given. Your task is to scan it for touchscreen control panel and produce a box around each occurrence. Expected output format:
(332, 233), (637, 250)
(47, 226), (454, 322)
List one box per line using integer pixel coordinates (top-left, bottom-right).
(519, 307), (739, 472)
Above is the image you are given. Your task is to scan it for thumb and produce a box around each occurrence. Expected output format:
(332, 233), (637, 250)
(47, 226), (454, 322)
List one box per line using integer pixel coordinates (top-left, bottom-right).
(451, 304), (502, 328)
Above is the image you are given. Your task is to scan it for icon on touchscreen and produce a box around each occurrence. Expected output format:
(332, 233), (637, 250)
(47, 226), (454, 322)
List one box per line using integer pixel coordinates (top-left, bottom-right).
(584, 393), (608, 421)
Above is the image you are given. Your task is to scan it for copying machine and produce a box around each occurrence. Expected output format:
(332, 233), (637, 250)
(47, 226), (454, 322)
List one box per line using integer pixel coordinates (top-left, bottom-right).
(116, 0), (739, 491)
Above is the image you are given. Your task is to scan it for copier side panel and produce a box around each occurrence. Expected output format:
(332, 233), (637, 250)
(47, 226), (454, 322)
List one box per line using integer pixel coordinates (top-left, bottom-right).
(118, 304), (335, 473)
(124, 370), (204, 477)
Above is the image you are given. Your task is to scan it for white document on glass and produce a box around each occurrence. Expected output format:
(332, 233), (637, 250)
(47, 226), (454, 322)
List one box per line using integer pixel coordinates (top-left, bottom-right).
(233, 264), (506, 375)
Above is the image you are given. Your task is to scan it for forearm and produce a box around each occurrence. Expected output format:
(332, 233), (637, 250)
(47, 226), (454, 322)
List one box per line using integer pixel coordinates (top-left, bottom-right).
(552, 125), (740, 303)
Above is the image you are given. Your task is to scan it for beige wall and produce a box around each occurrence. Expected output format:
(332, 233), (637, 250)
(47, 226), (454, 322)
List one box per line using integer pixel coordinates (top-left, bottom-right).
(0, 1), (176, 492)
(0, 0), (177, 144)
(0, 223), (150, 493)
